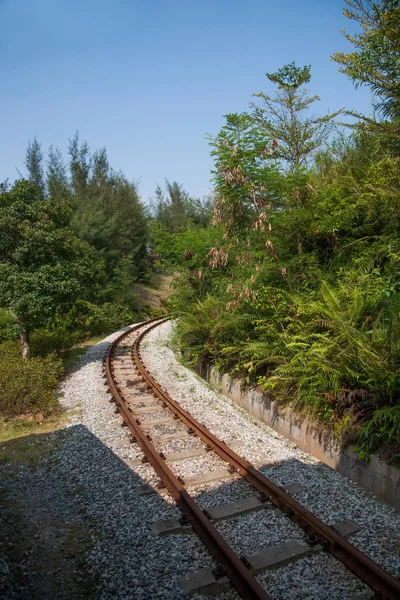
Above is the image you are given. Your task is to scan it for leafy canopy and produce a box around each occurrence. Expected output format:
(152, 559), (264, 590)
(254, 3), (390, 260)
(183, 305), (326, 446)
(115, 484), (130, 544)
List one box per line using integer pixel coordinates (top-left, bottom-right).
(332, 0), (400, 136)
(0, 180), (102, 340)
(252, 62), (341, 170)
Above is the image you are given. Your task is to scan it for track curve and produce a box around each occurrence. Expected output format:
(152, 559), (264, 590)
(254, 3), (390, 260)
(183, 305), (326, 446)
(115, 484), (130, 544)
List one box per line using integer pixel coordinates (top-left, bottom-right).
(104, 317), (400, 600)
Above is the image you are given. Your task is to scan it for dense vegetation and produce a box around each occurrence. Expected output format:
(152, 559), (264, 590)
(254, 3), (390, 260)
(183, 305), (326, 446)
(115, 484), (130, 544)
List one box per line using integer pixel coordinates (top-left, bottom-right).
(0, 138), (209, 417)
(155, 0), (400, 463)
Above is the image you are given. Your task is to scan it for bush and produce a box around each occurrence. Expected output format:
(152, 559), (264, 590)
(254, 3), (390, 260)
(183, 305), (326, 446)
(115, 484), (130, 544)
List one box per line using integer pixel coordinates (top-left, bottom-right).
(58, 300), (138, 338)
(84, 301), (137, 334)
(0, 342), (63, 417)
(31, 329), (82, 357)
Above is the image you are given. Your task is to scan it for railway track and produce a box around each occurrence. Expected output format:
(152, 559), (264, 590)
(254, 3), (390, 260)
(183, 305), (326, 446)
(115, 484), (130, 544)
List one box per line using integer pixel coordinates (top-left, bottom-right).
(103, 317), (400, 600)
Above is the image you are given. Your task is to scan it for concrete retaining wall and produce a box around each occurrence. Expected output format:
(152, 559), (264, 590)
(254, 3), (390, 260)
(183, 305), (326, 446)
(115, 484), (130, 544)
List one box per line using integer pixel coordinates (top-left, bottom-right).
(202, 364), (400, 510)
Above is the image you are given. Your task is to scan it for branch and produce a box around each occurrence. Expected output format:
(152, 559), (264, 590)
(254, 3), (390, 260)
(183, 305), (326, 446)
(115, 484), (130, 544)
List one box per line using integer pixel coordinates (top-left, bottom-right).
(338, 235), (388, 251)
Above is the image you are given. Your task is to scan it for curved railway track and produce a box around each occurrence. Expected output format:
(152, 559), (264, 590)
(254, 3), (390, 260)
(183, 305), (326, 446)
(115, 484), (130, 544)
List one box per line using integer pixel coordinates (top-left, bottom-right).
(103, 317), (400, 600)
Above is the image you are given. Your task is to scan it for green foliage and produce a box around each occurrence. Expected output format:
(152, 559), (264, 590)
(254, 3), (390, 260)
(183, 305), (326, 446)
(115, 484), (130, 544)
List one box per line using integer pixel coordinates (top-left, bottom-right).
(105, 256), (139, 305)
(154, 222), (222, 267)
(332, 0), (400, 139)
(0, 309), (15, 342)
(173, 55), (400, 462)
(0, 342), (63, 417)
(257, 282), (400, 414)
(356, 405), (400, 464)
(25, 137), (45, 196)
(252, 62), (341, 170)
(30, 329), (82, 357)
(58, 299), (138, 337)
(151, 179), (212, 234)
(69, 136), (149, 279)
(0, 180), (102, 354)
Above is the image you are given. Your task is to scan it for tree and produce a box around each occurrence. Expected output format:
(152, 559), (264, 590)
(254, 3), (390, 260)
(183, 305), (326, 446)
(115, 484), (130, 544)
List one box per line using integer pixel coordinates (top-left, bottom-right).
(185, 194), (213, 228)
(152, 179), (188, 232)
(91, 147), (110, 190)
(107, 174), (149, 278)
(152, 179), (212, 233)
(47, 145), (70, 201)
(68, 132), (91, 196)
(25, 137), (45, 195)
(69, 141), (150, 280)
(252, 62), (341, 170)
(332, 0), (400, 126)
(0, 180), (102, 358)
(209, 111), (283, 236)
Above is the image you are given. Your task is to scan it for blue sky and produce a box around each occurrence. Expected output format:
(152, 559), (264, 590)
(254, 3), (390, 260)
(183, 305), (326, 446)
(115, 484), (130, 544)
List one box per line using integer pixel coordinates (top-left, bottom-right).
(0, 0), (372, 203)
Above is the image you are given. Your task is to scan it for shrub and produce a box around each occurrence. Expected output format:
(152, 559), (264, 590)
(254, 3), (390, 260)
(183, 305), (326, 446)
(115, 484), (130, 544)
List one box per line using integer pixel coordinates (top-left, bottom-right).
(0, 342), (63, 417)
(59, 300), (138, 338)
(356, 405), (400, 464)
(31, 329), (82, 357)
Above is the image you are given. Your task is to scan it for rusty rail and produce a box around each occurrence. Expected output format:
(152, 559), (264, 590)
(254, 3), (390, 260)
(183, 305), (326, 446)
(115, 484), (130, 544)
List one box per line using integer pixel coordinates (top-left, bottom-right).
(131, 319), (400, 600)
(105, 318), (271, 600)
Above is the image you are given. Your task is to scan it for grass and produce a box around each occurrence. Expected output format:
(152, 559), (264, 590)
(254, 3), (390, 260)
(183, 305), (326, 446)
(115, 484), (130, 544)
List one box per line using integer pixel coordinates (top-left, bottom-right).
(0, 414), (71, 465)
(0, 330), (107, 466)
(0, 334), (103, 465)
(0, 333), (102, 460)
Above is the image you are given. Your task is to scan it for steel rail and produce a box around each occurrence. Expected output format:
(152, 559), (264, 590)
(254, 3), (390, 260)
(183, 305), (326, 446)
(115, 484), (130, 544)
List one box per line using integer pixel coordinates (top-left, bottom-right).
(133, 319), (400, 600)
(105, 318), (271, 600)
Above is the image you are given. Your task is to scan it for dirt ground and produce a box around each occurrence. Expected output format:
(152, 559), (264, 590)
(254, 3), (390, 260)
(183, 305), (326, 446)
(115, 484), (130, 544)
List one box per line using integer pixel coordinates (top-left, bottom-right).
(134, 273), (174, 310)
(0, 430), (97, 599)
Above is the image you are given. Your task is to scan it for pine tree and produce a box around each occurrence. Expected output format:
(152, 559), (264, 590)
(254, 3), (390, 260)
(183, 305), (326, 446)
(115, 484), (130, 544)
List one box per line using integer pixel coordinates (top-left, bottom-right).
(47, 146), (70, 201)
(68, 132), (91, 196)
(25, 137), (45, 195)
(152, 180), (211, 233)
(109, 176), (149, 277)
(332, 0), (400, 122)
(91, 148), (110, 191)
(68, 141), (149, 280)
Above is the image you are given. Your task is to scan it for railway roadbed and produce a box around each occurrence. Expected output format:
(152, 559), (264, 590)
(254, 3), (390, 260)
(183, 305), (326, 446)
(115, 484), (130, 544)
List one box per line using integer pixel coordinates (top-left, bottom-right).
(1, 320), (399, 600)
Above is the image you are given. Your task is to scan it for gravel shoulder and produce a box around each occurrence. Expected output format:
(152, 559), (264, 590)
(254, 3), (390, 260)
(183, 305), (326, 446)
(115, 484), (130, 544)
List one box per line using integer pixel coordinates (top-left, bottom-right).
(1, 320), (399, 600)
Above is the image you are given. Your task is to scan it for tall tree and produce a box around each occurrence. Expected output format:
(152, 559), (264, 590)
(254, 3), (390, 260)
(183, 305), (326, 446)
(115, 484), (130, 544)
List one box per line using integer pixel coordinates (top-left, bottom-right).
(252, 62), (341, 170)
(68, 132), (91, 197)
(91, 148), (110, 191)
(25, 137), (45, 195)
(152, 179), (211, 233)
(0, 180), (101, 358)
(166, 179), (188, 231)
(332, 0), (400, 128)
(108, 175), (149, 277)
(47, 145), (70, 201)
(69, 143), (149, 280)
(152, 179), (188, 232)
(70, 142), (109, 256)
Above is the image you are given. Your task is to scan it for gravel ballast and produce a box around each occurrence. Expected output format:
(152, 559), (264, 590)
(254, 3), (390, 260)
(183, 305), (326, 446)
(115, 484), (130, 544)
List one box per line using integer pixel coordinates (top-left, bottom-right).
(1, 320), (399, 600)
(141, 321), (400, 599)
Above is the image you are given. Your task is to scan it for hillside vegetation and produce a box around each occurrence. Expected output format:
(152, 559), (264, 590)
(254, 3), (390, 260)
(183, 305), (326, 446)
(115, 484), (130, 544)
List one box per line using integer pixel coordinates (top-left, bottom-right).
(156, 1), (400, 463)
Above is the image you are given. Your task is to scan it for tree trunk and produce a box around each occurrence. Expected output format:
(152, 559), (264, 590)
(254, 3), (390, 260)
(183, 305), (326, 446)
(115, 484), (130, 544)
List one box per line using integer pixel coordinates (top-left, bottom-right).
(20, 327), (30, 360)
